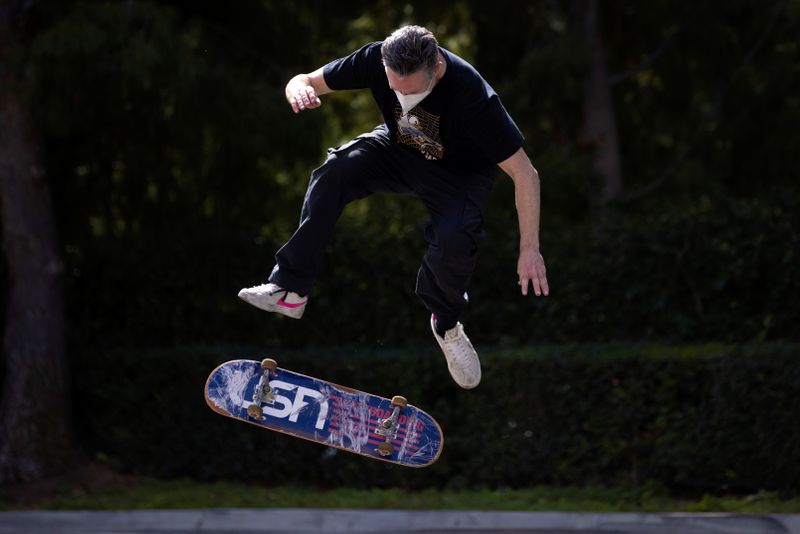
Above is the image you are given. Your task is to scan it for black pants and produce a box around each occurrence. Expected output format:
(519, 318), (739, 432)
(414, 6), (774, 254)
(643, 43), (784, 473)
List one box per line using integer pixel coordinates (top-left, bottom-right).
(269, 125), (493, 329)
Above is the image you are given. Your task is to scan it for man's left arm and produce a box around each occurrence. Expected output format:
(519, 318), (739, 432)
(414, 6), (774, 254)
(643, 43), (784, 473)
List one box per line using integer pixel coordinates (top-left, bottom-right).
(498, 147), (549, 297)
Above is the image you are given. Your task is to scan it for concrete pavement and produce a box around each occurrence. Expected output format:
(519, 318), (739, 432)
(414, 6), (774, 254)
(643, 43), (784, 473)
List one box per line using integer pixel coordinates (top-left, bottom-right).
(2, 509), (800, 534)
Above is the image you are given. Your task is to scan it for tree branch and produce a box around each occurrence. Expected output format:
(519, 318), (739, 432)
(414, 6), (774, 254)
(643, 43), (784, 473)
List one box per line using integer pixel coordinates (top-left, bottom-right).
(608, 28), (680, 86)
(621, 2), (787, 203)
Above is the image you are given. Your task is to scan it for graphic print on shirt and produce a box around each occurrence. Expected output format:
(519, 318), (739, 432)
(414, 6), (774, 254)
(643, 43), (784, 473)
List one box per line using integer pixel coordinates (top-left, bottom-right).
(395, 104), (444, 161)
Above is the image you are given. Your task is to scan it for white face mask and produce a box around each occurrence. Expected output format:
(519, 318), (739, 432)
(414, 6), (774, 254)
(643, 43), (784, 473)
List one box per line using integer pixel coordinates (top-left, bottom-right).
(394, 88), (432, 114)
(393, 74), (435, 115)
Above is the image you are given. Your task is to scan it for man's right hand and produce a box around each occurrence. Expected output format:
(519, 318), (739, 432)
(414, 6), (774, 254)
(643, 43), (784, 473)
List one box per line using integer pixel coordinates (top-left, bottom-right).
(288, 84), (322, 113)
(285, 68), (331, 114)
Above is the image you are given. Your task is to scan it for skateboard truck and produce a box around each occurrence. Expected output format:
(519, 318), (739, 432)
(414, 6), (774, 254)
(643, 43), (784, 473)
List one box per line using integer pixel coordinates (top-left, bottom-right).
(247, 358), (278, 420)
(375, 395), (407, 457)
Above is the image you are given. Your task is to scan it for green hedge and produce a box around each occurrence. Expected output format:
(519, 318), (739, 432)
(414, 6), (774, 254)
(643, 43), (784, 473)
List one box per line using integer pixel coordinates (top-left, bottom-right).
(72, 343), (800, 494)
(62, 193), (800, 350)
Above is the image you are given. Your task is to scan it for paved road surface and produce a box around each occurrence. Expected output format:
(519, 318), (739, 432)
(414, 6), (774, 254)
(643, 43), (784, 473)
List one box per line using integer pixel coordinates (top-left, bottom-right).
(2, 509), (800, 534)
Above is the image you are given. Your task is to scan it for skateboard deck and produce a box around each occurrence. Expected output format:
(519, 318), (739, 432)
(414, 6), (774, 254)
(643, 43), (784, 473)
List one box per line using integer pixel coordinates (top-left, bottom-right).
(204, 359), (444, 467)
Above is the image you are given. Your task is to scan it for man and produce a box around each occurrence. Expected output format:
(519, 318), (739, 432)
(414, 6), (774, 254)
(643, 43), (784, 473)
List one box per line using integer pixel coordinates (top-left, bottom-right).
(239, 25), (548, 389)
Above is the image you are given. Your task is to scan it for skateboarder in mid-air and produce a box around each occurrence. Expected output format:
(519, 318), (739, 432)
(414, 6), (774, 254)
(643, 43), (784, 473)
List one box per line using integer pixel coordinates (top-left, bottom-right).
(239, 25), (549, 389)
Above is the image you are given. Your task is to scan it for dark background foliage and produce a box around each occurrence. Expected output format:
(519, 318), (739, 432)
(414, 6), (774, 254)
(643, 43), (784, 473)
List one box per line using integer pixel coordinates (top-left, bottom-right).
(13, 0), (796, 350)
(2, 0), (798, 492)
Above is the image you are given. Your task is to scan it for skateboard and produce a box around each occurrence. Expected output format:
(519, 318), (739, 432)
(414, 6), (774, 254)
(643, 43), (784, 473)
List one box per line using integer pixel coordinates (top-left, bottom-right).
(204, 358), (444, 468)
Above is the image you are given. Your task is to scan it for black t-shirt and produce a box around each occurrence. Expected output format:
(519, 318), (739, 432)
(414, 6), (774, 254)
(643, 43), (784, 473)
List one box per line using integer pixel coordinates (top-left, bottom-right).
(322, 41), (524, 174)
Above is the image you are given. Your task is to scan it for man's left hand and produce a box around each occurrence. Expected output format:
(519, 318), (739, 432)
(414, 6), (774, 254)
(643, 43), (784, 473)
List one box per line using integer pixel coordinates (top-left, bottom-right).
(518, 248), (549, 297)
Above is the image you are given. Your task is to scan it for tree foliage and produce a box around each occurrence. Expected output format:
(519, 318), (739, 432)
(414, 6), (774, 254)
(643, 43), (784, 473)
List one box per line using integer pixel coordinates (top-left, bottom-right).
(7, 0), (800, 346)
(1, 0), (798, 485)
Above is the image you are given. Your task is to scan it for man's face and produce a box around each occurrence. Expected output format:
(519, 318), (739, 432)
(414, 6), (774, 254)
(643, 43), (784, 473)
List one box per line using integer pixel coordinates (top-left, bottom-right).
(385, 65), (435, 95)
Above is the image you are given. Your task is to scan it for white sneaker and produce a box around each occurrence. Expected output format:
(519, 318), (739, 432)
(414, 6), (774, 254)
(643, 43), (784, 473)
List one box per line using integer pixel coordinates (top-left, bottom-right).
(430, 315), (481, 389)
(237, 283), (308, 319)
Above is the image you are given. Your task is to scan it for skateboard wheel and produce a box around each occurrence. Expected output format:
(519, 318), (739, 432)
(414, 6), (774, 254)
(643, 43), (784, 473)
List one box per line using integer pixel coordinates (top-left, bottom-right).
(377, 442), (394, 457)
(247, 404), (263, 419)
(391, 396), (407, 409)
(261, 358), (278, 372)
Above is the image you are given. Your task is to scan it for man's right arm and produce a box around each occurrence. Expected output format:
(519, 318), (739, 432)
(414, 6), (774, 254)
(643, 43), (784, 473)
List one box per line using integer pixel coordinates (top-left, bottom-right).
(285, 67), (333, 113)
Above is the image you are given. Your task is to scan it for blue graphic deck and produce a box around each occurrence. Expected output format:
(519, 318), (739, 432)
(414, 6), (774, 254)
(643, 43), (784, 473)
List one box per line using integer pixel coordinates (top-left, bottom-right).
(204, 359), (443, 467)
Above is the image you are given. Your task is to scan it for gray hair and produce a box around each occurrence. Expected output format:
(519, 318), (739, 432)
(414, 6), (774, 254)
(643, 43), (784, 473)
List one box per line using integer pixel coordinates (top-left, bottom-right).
(381, 25), (439, 77)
